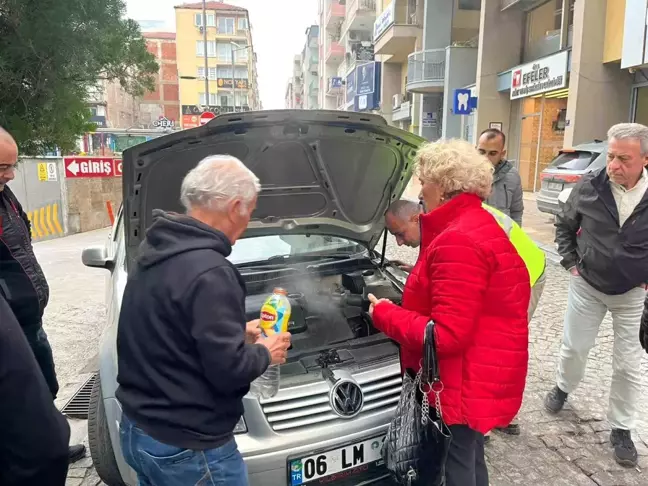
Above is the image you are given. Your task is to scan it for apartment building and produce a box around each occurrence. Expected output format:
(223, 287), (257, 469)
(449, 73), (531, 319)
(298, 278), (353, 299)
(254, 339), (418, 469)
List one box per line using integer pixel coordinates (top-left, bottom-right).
(175, 1), (260, 129)
(303, 25), (320, 110)
(285, 55), (304, 109)
(140, 32), (180, 128)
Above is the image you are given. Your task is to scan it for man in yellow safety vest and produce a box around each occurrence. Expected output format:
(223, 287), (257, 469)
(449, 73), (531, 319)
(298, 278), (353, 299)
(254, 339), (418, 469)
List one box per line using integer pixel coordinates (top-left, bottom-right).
(385, 199), (547, 434)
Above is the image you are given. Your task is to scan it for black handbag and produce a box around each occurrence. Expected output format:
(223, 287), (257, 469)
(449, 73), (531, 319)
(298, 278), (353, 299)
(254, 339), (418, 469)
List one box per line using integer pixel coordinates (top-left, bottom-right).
(382, 320), (452, 486)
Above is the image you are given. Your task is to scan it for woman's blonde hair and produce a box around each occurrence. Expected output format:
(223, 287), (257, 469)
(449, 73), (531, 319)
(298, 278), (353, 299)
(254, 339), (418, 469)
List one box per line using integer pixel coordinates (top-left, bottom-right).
(415, 138), (493, 200)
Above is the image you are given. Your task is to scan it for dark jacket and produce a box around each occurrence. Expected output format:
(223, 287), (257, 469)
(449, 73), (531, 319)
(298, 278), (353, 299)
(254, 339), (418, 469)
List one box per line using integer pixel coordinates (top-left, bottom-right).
(555, 169), (648, 295)
(116, 211), (271, 450)
(0, 186), (49, 330)
(0, 290), (70, 485)
(484, 160), (524, 226)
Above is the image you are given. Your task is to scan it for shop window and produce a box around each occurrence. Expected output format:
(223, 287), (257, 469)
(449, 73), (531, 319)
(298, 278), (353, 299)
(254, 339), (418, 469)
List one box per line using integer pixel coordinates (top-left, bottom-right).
(523, 0), (562, 62)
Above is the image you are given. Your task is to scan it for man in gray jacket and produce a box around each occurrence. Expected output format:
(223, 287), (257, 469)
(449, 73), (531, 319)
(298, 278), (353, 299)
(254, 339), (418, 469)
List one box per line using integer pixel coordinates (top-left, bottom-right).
(478, 128), (524, 226)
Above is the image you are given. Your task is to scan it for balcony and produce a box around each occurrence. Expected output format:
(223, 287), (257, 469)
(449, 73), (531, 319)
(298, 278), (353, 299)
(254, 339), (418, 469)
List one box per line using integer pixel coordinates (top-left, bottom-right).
(373, 0), (421, 63)
(392, 100), (412, 121)
(406, 49), (445, 93)
(325, 40), (345, 64)
(325, 0), (345, 31)
(340, 0), (376, 42)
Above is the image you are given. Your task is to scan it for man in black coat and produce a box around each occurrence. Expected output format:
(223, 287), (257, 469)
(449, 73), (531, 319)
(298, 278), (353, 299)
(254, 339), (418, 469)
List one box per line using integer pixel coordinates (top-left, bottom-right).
(545, 123), (648, 468)
(0, 285), (70, 485)
(0, 127), (85, 462)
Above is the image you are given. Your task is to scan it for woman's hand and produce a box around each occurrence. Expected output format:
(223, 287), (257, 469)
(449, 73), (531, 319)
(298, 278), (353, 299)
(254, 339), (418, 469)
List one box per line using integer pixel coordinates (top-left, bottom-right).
(368, 293), (392, 318)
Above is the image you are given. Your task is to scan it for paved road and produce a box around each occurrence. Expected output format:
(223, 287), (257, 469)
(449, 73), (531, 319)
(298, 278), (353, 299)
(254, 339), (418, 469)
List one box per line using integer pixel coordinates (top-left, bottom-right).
(36, 218), (648, 486)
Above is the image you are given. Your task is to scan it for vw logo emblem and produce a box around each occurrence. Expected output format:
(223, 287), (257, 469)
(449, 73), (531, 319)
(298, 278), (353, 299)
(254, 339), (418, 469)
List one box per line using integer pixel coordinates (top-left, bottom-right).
(329, 380), (364, 418)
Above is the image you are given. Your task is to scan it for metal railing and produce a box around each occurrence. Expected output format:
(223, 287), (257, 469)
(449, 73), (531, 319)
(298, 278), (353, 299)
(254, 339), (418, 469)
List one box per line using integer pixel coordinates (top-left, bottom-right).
(407, 49), (446, 87)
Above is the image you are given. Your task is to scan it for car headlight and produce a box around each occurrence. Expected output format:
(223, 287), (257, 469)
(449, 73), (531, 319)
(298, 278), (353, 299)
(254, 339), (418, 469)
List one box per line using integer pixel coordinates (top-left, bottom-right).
(234, 416), (247, 434)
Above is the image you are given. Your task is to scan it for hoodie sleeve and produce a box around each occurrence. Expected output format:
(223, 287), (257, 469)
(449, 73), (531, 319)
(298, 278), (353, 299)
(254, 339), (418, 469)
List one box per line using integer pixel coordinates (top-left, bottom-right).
(184, 266), (271, 395)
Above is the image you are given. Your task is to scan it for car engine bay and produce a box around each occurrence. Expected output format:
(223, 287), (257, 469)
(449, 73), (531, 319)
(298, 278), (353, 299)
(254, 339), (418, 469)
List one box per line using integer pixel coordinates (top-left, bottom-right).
(243, 266), (403, 353)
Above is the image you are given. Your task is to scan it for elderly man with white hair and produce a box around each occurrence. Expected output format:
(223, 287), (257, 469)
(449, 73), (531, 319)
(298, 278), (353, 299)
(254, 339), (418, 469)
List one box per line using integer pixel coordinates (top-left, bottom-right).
(116, 155), (291, 485)
(546, 122), (648, 468)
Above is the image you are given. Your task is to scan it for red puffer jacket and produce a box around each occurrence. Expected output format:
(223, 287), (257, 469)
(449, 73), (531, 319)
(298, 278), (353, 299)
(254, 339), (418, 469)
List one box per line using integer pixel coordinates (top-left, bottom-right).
(373, 193), (530, 434)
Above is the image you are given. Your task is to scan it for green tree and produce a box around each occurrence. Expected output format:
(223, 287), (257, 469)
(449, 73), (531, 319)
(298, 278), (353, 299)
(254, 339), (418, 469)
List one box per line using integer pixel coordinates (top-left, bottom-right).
(0, 0), (158, 154)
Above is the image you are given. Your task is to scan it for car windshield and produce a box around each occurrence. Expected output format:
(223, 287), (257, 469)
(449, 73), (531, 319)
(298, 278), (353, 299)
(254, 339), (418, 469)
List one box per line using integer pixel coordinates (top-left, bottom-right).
(548, 150), (599, 170)
(227, 234), (366, 265)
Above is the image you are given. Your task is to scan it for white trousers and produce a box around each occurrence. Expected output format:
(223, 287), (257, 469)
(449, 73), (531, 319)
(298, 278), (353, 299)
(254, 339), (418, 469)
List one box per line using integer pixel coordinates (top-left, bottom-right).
(556, 274), (645, 430)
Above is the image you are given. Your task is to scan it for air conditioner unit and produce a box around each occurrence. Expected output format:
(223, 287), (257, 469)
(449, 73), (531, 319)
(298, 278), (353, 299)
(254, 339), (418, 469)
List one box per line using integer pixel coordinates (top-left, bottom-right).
(198, 26), (204, 34)
(392, 94), (402, 110)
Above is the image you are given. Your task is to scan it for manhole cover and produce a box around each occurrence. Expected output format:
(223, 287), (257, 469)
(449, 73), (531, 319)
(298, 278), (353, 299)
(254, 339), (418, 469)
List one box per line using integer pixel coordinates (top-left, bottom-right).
(60, 373), (97, 419)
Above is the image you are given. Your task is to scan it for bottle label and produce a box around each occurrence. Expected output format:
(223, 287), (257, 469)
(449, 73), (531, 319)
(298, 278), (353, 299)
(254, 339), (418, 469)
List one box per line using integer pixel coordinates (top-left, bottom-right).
(259, 299), (289, 336)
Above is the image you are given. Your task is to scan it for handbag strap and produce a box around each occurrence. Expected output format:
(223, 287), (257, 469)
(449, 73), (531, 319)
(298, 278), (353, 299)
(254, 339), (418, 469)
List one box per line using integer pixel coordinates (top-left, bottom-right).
(421, 320), (440, 386)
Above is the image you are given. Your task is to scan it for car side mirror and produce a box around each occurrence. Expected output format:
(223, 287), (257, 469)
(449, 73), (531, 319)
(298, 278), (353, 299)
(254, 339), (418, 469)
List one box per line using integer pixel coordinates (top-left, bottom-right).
(82, 246), (114, 270)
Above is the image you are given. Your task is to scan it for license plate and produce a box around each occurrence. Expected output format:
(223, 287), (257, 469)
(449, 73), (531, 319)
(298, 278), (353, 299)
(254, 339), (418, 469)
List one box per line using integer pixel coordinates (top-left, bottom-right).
(547, 181), (564, 191)
(288, 435), (386, 485)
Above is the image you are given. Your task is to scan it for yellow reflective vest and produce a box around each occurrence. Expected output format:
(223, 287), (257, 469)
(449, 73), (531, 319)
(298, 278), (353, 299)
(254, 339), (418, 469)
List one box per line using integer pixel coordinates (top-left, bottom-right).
(482, 204), (546, 286)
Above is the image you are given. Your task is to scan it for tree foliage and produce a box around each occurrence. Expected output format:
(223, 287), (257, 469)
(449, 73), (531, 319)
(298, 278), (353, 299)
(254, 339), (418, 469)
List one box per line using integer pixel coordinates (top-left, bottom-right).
(0, 0), (158, 154)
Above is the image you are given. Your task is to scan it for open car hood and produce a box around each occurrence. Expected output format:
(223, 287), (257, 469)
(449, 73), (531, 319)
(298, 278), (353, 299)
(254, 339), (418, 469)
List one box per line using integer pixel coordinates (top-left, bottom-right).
(122, 110), (425, 260)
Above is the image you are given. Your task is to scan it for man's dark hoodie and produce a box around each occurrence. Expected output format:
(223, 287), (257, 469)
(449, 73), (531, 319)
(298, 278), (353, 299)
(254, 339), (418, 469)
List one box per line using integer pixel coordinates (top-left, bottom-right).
(116, 210), (271, 450)
(0, 290), (69, 486)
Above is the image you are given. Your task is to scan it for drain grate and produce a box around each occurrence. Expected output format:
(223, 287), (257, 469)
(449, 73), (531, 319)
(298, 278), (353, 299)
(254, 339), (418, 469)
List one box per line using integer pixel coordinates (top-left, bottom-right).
(60, 373), (97, 419)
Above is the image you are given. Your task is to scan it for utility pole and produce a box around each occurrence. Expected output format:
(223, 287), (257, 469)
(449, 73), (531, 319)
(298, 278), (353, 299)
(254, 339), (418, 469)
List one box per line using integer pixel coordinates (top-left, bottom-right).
(202, 0), (210, 108)
(231, 43), (236, 110)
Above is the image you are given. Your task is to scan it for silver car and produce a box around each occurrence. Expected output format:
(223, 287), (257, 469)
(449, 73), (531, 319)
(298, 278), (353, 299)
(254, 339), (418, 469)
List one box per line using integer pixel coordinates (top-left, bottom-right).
(82, 110), (424, 486)
(536, 140), (607, 215)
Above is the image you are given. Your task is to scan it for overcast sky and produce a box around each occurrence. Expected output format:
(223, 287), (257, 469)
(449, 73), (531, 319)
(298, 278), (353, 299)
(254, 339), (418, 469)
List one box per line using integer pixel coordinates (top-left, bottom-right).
(125, 0), (319, 109)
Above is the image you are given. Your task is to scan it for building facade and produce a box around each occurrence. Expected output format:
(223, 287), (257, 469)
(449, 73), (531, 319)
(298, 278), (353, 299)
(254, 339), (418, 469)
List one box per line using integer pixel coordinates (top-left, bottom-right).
(175, 1), (260, 129)
(141, 32), (180, 129)
(303, 25), (321, 110)
(285, 55), (305, 109)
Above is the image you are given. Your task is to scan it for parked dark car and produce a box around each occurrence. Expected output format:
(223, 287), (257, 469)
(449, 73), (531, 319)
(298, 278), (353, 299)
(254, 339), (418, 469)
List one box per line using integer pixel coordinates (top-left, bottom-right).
(536, 141), (607, 215)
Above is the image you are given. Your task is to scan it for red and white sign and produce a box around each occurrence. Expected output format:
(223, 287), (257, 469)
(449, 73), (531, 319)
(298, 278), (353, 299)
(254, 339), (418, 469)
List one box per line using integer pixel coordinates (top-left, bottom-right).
(64, 157), (122, 178)
(199, 111), (216, 126)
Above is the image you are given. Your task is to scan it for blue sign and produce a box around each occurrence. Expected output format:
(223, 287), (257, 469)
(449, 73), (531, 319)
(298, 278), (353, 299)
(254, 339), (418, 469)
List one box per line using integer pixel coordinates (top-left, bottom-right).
(356, 62), (375, 96)
(331, 77), (343, 88)
(346, 71), (356, 104)
(453, 89), (473, 115)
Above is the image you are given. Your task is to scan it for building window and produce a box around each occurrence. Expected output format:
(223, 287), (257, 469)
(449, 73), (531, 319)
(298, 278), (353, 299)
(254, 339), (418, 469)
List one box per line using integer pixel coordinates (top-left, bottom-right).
(217, 17), (235, 34)
(458, 0), (481, 10)
(209, 67), (217, 80)
(237, 17), (248, 31)
(237, 93), (248, 106)
(234, 42), (249, 62)
(235, 66), (248, 79)
(217, 42), (232, 62)
(199, 93), (218, 106)
(524, 0), (562, 62)
(197, 41), (217, 57)
(197, 66), (205, 79)
(195, 13), (215, 26)
(217, 66), (233, 79)
(218, 94), (233, 106)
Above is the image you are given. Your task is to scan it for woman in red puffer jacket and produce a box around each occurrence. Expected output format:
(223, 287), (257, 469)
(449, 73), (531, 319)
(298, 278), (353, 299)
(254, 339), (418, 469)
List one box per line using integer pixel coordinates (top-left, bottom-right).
(369, 139), (530, 486)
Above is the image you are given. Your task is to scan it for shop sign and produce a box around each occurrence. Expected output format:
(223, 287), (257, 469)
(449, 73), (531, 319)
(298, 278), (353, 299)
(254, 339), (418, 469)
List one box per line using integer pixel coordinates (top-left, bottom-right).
(374, 1), (395, 40)
(510, 50), (568, 100)
(217, 78), (249, 89)
(152, 116), (174, 129)
(330, 77), (343, 89)
(356, 62), (375, 96)
(352, 43), (375, 62)
(182, 105), (250, 129)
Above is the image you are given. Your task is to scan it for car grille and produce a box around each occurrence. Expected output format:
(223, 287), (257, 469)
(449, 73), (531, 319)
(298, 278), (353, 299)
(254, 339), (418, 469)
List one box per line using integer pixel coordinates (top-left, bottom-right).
(260, 367), (402, 432)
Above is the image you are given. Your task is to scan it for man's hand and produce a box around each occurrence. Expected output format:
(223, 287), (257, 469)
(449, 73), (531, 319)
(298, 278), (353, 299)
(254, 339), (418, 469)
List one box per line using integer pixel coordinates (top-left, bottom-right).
(245, 319), (262, 344)
(391, 260), (414, 273)
(569, 267), (579, 276)
(259, 332), (291, 365)
(367, 293), (392, 318)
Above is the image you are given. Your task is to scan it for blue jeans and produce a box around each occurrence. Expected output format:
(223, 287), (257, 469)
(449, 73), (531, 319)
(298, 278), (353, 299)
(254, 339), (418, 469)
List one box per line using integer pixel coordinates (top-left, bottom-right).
(119, 413), (248, 486)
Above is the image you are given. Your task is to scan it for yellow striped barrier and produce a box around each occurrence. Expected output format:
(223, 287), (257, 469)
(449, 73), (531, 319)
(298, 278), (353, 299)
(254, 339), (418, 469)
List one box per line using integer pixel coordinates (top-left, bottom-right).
(26, 203), (64, 241)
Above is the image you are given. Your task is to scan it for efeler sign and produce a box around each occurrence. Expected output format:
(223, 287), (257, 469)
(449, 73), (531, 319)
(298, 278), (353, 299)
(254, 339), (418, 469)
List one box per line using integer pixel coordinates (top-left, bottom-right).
(510, 50), (569, 100)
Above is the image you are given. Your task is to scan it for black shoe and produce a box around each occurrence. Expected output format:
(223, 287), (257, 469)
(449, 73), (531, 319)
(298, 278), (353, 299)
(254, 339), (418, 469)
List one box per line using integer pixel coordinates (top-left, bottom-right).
(544, 385), (568, 414)
(610, 429), (638, 467)
(68, 444), (86, 464)
(496, 423), (521, 436)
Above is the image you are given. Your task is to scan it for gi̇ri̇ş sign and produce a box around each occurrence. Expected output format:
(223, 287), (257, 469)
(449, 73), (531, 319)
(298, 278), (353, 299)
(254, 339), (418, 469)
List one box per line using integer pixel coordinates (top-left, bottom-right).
(510, 50), (568, 100)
